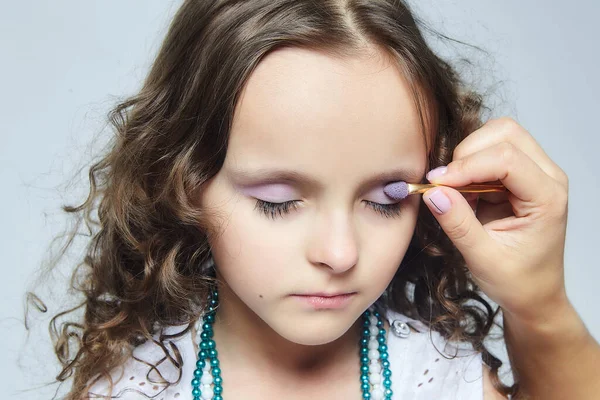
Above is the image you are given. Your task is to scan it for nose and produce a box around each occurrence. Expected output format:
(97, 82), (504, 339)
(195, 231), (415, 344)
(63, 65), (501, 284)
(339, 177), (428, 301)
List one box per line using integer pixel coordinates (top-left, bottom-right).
(307, 209), (359, 274)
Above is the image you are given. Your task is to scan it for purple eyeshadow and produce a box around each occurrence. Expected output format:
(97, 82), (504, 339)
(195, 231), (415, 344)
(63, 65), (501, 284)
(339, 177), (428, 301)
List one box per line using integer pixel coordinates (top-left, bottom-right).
(238, 183), (295, 202)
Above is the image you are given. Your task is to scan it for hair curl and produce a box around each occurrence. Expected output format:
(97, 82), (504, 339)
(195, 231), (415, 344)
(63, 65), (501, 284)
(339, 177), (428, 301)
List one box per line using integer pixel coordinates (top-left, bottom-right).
(25, 0), (517, 398)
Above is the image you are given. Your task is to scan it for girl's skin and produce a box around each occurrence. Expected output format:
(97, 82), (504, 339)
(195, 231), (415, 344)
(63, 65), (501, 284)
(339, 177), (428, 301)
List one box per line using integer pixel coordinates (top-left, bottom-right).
(197, 45), (600, 399)
(198, 46), (424, 398)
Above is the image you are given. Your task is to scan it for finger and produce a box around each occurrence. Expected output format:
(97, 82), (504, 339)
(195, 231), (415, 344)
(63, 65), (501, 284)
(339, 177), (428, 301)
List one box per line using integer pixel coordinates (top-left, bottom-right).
(452, 117), (566, 185)
(422, 186), (493, 264)
(428, 142), (554, 204)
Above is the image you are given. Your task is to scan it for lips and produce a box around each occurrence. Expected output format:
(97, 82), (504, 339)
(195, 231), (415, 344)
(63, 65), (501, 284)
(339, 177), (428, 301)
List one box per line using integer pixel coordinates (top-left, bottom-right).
(291, 292), (357, 309)
(294, 292), (356, 297)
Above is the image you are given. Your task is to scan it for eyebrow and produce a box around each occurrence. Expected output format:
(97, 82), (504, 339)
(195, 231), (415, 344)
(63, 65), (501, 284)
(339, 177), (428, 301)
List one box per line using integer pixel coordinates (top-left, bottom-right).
(226, 166), (425, 188)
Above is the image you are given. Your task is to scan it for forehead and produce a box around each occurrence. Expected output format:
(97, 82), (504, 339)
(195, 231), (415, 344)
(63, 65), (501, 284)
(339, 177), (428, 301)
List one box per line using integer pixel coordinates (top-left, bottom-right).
(226, 47), (427, 181)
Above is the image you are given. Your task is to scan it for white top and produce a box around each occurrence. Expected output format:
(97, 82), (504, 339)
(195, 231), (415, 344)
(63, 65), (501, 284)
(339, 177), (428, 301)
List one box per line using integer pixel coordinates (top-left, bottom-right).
(87, 309), (483, 399)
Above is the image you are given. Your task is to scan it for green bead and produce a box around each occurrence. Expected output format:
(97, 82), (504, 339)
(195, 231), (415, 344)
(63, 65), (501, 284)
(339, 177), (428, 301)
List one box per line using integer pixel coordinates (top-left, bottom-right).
(192, 297), (398, 400)
(200, 331), (211, 340)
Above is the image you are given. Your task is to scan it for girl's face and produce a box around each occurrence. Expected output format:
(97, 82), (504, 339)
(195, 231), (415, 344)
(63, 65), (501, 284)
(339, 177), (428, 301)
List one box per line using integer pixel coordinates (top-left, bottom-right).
(198, 46), (428, 346)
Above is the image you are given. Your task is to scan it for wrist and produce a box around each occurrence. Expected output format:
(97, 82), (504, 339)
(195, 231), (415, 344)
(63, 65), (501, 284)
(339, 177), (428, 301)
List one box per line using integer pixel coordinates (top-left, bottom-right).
(503, 294), (590, 349)
(502, 294), (600, 399)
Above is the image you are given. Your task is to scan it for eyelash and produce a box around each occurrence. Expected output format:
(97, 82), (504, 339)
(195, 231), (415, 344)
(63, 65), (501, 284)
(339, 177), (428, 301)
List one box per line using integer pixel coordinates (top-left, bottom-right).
(254, 200), (403, 220)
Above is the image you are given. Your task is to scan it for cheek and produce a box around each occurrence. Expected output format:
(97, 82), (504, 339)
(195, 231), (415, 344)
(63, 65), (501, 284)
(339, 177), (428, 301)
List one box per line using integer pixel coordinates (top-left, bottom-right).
(208, 188), (421, 298)
(208, 205), (294, 297)
(363, 197), (420, 283)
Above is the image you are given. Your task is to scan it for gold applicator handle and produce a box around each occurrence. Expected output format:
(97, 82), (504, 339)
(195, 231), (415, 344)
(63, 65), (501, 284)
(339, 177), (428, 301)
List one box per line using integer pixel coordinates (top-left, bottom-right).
(408, 183), (506, 195)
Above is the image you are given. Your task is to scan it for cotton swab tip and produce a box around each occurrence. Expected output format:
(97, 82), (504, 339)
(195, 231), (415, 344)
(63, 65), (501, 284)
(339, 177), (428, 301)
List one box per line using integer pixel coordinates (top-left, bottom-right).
(383, 181), (409, 201)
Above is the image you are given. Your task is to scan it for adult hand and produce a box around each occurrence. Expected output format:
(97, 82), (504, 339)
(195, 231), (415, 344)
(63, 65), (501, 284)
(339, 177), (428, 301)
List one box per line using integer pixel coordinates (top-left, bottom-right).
(422, 117), (570, 323)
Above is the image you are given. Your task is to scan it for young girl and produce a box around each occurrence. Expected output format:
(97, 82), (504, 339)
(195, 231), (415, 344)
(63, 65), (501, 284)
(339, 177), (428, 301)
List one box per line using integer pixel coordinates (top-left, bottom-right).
(31, 0), (600, 399)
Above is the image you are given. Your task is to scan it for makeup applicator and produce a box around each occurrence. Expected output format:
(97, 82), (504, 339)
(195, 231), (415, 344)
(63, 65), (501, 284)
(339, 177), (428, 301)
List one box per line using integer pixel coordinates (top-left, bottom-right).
(383, 181), (506, 201)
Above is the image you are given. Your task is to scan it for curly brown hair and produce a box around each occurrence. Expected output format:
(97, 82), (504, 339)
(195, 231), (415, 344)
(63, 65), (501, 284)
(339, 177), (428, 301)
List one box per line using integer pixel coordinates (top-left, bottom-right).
(25, 0), (518, 398)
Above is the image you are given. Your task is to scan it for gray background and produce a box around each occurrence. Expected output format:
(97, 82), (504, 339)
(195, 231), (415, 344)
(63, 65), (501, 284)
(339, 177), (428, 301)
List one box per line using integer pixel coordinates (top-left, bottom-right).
(1, 1), (598, 398)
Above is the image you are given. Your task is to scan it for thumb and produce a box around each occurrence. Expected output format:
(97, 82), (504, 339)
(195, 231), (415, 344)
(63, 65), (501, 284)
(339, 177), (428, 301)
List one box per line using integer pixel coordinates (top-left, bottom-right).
(422, 187), (491, 261)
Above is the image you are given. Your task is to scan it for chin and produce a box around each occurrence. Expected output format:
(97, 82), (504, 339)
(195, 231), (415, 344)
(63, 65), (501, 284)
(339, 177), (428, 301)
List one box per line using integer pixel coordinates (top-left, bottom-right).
(268, 310), (359, 346)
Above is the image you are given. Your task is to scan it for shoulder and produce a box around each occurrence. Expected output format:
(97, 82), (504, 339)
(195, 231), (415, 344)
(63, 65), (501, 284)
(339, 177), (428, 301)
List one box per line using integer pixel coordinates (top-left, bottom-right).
(384, 309), (484, 400)
(86, 324), (196, 399)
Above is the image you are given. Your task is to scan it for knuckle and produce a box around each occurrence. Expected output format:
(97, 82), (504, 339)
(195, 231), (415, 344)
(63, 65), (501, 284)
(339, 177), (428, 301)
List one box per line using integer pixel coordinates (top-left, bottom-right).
(553, 185), (569, 212)
(449, 156), (468, 176)
(452, 144), (466, 161)
(494, 116), (521, 132)
(497, 141), (518, 165)
(557, 168), (569, 188)
(446, 214), (474, 245)
(541, 180), (568, 220)
(490, 117), (529, 141)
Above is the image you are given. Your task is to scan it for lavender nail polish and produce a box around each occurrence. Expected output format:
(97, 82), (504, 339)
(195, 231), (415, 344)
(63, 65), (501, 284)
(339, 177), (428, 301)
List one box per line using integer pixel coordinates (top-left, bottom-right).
(427, 188), (451, 214)
(426, 166), (448, 182)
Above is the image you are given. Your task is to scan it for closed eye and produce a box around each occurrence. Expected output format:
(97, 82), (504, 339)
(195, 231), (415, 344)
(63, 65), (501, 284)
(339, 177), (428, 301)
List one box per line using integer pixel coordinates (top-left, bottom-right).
(254, 199), (403, 220)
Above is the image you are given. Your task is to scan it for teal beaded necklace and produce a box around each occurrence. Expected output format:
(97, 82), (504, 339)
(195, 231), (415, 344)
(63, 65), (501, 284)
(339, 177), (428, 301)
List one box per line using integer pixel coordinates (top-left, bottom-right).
(191, 289), (393, 400)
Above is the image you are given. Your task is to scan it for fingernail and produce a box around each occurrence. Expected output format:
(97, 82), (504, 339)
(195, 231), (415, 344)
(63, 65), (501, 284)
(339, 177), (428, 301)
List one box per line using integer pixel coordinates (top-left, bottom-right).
(426, 166), (448, 182)
(427, 188), (451, 214)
